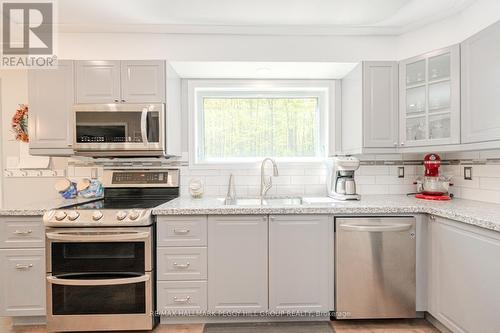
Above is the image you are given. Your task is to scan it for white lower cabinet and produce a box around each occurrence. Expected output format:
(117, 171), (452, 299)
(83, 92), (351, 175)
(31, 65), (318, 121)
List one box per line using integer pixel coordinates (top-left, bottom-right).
(0, 248), (45, 316)
(157, 216), (208, 314)
(429, 217), (500, 333)
(208, 215), (268, 313)
(269, 215), (332, 312)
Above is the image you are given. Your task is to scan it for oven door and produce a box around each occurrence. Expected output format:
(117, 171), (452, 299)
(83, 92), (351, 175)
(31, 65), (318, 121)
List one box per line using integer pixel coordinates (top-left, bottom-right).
(46, 272), (153, 331)
(73, 103), (165, 157)
(46, 227), (152, 274)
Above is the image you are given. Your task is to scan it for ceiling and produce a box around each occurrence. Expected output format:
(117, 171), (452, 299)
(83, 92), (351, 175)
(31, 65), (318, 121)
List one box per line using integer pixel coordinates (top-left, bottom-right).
(55, 0), (476, 35)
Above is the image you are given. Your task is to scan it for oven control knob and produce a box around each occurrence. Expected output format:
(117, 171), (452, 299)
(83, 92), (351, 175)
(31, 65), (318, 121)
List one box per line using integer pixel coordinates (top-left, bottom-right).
(129, 210), (140, 220)
(67, 211), (80, 221)
(116, 211), (128, 221)
(92, 211), (103, 221)
(54, 211), (67, 221)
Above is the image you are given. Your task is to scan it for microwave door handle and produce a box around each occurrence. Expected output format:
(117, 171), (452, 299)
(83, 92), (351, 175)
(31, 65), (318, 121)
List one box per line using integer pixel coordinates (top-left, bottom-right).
(45, 231), (150, 242)
(47, 274), (150, 286)
(141, 108), (149, 144)
(339, 223), (413, 232)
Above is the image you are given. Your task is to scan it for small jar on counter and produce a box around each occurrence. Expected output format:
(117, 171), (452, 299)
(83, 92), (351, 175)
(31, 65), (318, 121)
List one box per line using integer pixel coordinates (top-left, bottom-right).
(55, 178), (77, 199)
(77, 178), (103, 198)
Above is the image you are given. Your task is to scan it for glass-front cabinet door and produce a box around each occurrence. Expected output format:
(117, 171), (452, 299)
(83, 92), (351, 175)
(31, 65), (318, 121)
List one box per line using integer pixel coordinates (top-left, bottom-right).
(399, 45), (460, 147)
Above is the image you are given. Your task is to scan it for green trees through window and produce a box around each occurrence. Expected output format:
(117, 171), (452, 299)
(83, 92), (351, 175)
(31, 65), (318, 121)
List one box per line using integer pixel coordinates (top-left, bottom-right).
(202, 97), (319, 160)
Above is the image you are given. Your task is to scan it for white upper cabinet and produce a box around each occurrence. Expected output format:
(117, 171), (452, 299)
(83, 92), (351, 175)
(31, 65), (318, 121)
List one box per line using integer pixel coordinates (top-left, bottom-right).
(75, 60), (165, 103)
(461, 21), (500, 144)
(208, 215), (268, 313)
(269, 215), (332, 312)
(28, 60), (74, 156)
(75, 60), (121, 103)
(399, 45), (460, 147)
(340, 61), (399, 154)
(121, 60), (165, 103)
(363, 62), (399, 148)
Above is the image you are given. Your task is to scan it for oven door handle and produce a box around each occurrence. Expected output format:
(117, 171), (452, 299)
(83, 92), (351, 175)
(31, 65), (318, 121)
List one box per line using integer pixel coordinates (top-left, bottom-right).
(141, 108), (149, 144)
(47, 274), (150, 286)
(45, 231), (150, 242)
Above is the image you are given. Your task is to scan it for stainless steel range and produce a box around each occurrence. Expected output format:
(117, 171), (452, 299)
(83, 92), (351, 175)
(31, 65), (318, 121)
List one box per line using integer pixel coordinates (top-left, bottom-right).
(43, 169), (179, 332)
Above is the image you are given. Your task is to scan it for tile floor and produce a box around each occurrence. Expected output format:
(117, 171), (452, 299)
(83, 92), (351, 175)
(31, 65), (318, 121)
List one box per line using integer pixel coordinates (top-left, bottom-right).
(0, 318), (440, 333)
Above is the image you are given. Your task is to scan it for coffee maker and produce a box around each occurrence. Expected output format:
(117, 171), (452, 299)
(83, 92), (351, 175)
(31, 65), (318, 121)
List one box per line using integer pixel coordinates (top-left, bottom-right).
(327, 156), (361, 201)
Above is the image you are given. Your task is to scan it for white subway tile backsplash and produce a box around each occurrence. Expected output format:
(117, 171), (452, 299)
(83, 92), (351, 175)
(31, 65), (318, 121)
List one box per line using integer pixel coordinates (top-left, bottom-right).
(304, 185), (327, 196)
(355, 175), (376, 185)
(234, 175), (261, 186)
(388, 184), (416, 195)
(473, 165), (500, 177)
(375, 175), (413, 185)
(174, 152), (500, 203)
(290, 175), (320, 185)
(358, 184), (390, 195)
(275, 185), (305, 195)
(358, 165), (389, 176)
(479, 177), (500, 191)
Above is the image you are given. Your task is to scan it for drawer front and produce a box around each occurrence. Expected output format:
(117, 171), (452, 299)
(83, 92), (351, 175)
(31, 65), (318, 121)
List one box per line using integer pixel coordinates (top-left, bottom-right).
(158, 247), (207, 281)
(0, 218), (44, 248)
(157, 216), (207, 247)
(157, 281), (207, 313)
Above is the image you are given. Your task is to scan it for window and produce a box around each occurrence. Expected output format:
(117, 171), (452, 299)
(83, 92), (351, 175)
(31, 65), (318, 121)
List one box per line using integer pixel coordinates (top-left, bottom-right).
(190, 80), (332, 164)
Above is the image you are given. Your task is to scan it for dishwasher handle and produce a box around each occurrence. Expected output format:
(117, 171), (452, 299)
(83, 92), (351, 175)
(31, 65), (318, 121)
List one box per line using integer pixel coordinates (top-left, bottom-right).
(339, 223), (413, 232)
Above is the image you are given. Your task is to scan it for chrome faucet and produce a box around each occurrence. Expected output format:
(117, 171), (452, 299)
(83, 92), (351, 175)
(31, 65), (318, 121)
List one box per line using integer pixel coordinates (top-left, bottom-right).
(260, 158), (279, 201)
(224, 174), (237, 205)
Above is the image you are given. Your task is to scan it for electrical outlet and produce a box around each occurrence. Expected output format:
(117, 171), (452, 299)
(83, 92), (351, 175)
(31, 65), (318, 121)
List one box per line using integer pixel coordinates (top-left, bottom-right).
(464, 166), (472, 180)
(398, 166), (405, 178)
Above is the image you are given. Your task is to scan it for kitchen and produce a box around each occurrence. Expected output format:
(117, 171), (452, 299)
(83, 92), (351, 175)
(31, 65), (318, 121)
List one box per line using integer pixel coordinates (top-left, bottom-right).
(1, 0), (500, 332)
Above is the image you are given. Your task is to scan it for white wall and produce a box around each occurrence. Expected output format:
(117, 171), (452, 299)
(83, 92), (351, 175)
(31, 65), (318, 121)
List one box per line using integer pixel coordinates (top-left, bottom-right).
(57, 33), (397, 62)
(0, 70), (64, 207)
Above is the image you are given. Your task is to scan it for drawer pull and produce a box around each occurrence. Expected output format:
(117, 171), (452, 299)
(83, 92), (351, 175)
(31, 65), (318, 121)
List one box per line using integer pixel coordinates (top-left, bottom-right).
(173, 296), (191, 303)
(15, 264), (33, 270)
(173, 262), (190, 269)
(173, 228), (190, 234)
(14, 230), (33, 235)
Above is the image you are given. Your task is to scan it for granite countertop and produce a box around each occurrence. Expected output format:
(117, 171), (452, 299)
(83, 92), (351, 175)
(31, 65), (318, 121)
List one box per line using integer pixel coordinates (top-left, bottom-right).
(153, 195), (500, 233)
(0, 196), (103, 216)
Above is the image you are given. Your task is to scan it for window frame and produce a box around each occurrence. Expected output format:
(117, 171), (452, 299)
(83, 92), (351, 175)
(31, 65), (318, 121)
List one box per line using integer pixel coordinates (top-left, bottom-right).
(188, 79), (335, 167)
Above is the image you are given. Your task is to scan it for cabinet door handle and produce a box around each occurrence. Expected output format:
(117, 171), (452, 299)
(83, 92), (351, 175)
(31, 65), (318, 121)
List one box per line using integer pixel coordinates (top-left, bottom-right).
(114, 99), (119, 102)
(173, 228), (190, 234)
(121, 99), (126, 103)
(393, 142), (398, 146)
(15, 264), (33, 270)
(401, 142), (405, 146)
(173, 296), (191, 303)
(173, 262), (190, 269)
(14, 230), (32, 235)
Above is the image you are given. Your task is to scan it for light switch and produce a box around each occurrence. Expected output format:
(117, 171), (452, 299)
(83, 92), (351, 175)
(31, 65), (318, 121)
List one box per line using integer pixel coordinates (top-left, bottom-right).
(398, 167), (405, 178)
(464, 166), (472, 180)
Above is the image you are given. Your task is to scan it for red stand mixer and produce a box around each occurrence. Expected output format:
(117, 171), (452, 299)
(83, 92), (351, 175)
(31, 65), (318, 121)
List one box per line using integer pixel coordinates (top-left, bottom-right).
(415, 153), (453, 200)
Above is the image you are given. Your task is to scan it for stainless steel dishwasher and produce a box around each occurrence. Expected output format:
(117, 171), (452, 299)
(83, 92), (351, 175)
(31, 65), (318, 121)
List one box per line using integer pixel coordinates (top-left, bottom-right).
(335, 217), (416, 319)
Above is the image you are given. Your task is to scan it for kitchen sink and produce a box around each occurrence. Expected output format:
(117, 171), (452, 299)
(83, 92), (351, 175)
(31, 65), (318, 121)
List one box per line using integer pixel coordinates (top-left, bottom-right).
(220, 197), (303, 206)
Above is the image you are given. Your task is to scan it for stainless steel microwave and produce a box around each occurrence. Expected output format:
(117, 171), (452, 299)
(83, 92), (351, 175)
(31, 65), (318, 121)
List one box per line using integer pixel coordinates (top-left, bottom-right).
(73, 103), (165, 157)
